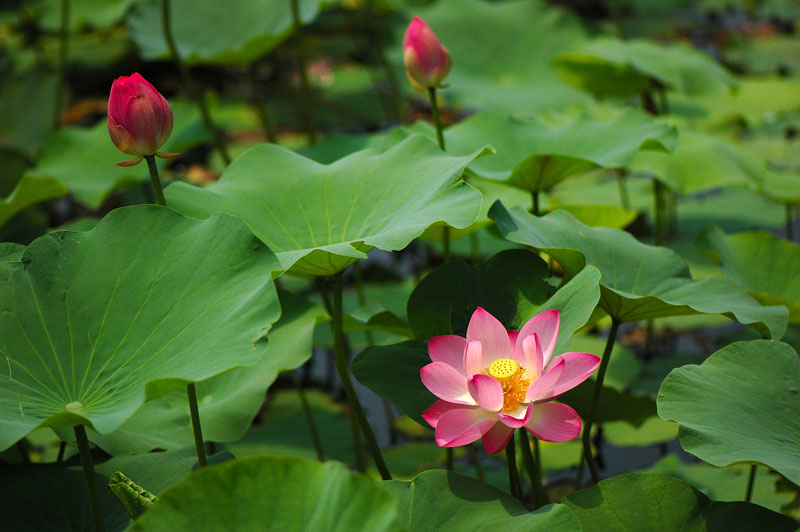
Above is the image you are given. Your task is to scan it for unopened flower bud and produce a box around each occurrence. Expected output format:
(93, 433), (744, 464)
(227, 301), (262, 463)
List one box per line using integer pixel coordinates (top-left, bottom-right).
(107, 73), (178, 166)
(403, 17), (451, 92)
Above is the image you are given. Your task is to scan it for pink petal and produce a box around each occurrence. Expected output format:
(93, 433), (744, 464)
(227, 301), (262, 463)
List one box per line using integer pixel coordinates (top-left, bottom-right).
(521, 334), (543, 377)
(547, 352), (601, 398)
(420, 362), (473, 405)
(467, 307), (511, 364)
(422, 400), (461, 429)
(481, 422), (514, 454)
(516, 310), (560, 367)
(526, 357), (566, 402)
(524, 403), (581, 442)
(463, 340), (483, 376)
(507, 330), (519, 347)
(428, 335), (467, 373)
(497, 402), (533, 428)
(435, 407), (497, 447)
(467, 374), (503, 412)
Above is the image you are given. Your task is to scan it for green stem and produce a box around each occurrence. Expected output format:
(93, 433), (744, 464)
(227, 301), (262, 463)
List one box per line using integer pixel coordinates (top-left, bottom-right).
(446, 447), (454, 470)
(616, 168), (630, 210)
(74, 425), (106, 532)
(290, 0), (317, 144)
(161, 0), (231, 165)
(55, 0), (70, 126)
(519, 429), (547, 507)
(581, 318), (621, 484)
(145, 155), (167, 206)
(786, 203), (794, 241)
(291, 372), (325, 461)
(574, 446), (585, 489)
(353, 262), (375, 347)
(745, 465), (757, 502)
(56, 440), (67, 463)
(652, 178), (665, 246)
(427, 87), (446, 150)
(186, 382), (208, 467)
(442, 227), (451, 262)
(531, 191), (540, 216)
(332, 272), (392, 480)
(506, 431), (523, 502)
(247, 62), (277, 143)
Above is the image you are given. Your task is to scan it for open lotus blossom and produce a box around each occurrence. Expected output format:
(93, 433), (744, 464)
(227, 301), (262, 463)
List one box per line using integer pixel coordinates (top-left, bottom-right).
(421, 307), (600, 454)
(107, 72), (179, 166)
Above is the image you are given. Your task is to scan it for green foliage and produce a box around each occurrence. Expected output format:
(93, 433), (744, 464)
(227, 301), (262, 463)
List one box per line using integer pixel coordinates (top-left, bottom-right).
(0, 205), (280, 450)
(658, 340), (800, 486)
(130, 456), (403, 532)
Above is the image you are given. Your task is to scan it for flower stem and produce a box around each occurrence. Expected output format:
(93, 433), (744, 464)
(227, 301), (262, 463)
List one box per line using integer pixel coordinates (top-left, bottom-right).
(531, 191), (540, 216)
(427, 87), (446, 151)
(54, 0), (70, 126)
(427, 86), (451, 261)
(445, 447), (454, 470)
(161, 0), (231, 165)
(581, 318), (621, 484)
(186, 382), (208, 467)
(291, 371), (325, 462)
(786, 203), (794, 241)
(745, 464), (757, 502)
(74, 425), (106, 532)
(506, 431), (523, 503)
(332, 272), (392, 480)
(290, 0), (317, 145)
(144, 155), (167, 206)
(652, 178), (665, 246)
(519, 429), (548, 507)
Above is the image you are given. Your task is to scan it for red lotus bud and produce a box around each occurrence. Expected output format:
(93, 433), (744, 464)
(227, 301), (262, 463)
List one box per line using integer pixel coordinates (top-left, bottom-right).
(403, 17), (451, 92)
(107, 73), (175, 166)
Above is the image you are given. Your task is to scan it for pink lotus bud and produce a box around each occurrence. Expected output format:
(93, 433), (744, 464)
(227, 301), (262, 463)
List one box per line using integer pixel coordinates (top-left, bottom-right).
(403, 17), (451, 91)
(107, 73), (176, 166)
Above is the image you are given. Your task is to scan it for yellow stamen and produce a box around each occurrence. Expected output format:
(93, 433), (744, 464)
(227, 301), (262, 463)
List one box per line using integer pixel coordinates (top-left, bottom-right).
(483, 358), (532, 412)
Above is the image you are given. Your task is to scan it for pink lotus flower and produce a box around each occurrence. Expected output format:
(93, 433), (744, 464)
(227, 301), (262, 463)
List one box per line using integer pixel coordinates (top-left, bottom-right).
(421, 307), (600, 454)
(107, 73), (178, 166)
(403, 17), (451, 91)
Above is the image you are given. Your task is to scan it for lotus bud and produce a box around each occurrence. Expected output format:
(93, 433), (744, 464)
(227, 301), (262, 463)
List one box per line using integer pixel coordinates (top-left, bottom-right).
(107, 73), (179, 166)
(403, 17), (451, 92)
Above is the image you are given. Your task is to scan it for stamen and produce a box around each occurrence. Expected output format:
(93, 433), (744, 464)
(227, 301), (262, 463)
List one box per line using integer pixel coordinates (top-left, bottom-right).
(483, 358), (532, 412)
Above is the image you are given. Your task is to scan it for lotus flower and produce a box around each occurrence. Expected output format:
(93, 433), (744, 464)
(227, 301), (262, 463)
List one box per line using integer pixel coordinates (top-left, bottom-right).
(421, 307), (600, 454)
(107, 73), (178, 166)
(403, 17), (451, 91)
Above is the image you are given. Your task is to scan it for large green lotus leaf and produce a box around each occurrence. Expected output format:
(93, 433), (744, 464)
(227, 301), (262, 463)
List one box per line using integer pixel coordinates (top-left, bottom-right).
(604, 415), (678, 446)
(128, 0), (327, 65)
(1, 465), (129, 532)
(562, 473), (796, 531)
(382, 469), (580, 531)
(130, 456), (403, 532)
(87, 290), (323, 454)
(0, 205), (281, 451)
(657, 340), (800, 486)
(407, 249), (550, 339)
(629, 128), (770, 195)
(489, 202), (787, 337)
(0, 175), (67, 229)
(353, 264), (602, 425)
(25, 102), (209, 208)
(0, 242), (25, 261)
(698, 227), (800, 323)
(638, 455), (793, 514)
(96, 447), (206, 497)
(395, 0), (591, 113)
(554, 37), (737, 98)
(757, 170), (800, 205)
(437, 110), (677, 193)
(166, 135), (488, 276)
